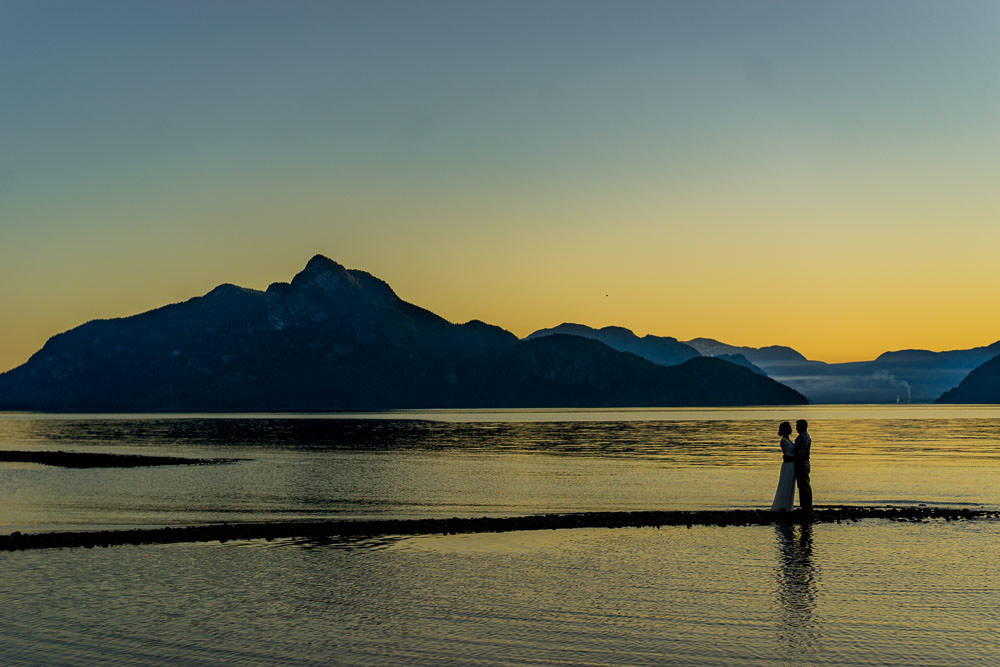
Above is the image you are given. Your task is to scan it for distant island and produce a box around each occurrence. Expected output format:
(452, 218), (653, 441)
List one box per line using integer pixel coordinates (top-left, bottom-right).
(0, 255), (806, 411)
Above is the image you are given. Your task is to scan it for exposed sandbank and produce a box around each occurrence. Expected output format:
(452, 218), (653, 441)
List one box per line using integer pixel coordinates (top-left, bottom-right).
(0, 450), (244, 468)
(2, 506), (998, 551)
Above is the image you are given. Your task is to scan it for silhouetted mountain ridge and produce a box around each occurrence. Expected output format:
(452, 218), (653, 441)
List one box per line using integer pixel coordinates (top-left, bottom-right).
(875, 341), (1000, 366)
(715, 354), (768, 376)
(529, 328), (1000, 403)
(676, 336), (1000, 403)
(935, 354), (1000, 403)
(683, 338), (809, 365)
(0, 256), (805, 411)
(527, 323), (700, 367)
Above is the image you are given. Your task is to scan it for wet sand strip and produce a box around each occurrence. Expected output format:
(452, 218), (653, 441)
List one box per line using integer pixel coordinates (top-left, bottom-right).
(0, 450), (244, 468)
(3, 506), (999, 551)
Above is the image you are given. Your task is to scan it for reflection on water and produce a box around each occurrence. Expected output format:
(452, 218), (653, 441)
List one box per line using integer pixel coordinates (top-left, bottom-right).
(2, 523), (999, 664)
(2, 405), (1000, 664)
(2, 416), (803, 462)
(231, 534), (411, 552)
(775, 522), (818, 655)
(7, 409), (1000, 464)
(3, 406), (1000, 532)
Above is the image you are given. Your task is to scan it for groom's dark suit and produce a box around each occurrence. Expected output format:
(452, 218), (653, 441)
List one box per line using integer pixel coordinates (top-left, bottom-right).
(793, 432), (812, 510)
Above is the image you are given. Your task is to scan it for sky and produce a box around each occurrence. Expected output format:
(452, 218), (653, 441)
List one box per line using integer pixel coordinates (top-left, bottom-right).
(2, 0), (1000, 372)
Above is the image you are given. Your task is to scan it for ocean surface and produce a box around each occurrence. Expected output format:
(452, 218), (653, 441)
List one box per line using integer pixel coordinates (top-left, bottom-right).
(2, 405), (1000, 664)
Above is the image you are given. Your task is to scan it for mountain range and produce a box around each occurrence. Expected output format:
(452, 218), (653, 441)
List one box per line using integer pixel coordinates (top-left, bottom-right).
(527, 325), (767, 376)
(4, 254), (996, 408)
(0, 255), (806, 411)
(526, 325), (1000, 403)
(678, 337), (1000, 404)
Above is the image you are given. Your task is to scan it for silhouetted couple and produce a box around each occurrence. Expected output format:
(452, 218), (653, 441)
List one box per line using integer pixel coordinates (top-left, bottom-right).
(770, 419), (812, 512)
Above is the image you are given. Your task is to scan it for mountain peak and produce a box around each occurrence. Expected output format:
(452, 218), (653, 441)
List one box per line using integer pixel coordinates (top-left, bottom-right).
(303, 254), (348, 276)
(290, 254), (359, 294)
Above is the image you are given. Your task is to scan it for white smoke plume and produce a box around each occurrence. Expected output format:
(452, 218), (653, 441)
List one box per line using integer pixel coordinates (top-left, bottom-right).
(872, 371), (912, 403)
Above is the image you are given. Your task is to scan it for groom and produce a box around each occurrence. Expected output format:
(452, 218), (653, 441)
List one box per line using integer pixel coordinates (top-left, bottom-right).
(793, 419), (813, 511)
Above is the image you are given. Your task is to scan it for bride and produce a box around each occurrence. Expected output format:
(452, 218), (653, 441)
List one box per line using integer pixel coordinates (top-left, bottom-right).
(770, 421), (796, 511)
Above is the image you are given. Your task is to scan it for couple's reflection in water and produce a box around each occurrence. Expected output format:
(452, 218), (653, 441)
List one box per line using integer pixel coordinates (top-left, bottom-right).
(774, 520), (819, 654)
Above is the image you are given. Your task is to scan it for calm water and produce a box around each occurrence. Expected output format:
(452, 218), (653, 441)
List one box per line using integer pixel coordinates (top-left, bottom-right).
(2, 406), (1000, 663)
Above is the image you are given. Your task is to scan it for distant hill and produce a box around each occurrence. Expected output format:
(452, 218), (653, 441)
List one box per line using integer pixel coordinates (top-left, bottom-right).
(935, 354), (1000, 403)
(476, 335), (803, 407)
(0, 255), (806, 411)
(683, 338), (808, 366)
(715, 354), (768, 376)
(527, 326), (771, 378)
(527, 323), (700, 367)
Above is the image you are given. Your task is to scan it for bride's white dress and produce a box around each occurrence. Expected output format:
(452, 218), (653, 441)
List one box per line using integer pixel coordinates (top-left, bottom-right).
(770, 436), (796, 511)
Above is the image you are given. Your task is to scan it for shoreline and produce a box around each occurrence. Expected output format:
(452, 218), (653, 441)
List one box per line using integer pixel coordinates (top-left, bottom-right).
(3, 506), (997, 551)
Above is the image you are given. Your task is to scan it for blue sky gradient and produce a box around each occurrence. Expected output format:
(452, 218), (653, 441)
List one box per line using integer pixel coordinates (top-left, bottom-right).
(3, 1), (1000, 369)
